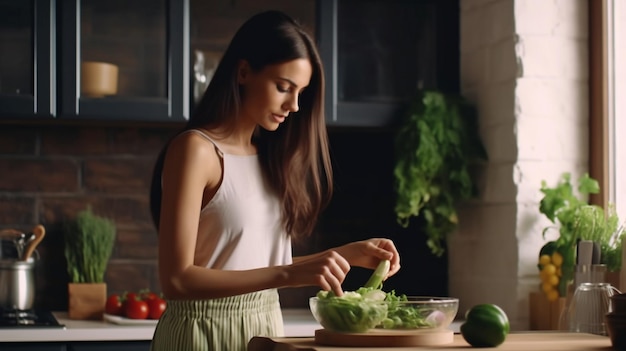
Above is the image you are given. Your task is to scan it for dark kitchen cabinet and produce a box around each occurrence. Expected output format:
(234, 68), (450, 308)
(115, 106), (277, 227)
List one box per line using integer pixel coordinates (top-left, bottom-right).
(57, 0), (188, 122)
(0, 0), (458, 127)
(0, 0), (55, 118)
(0, 341), (150, 351)
(68, 341), (150, 351)
(188, 0), (459, 127)
(318, 0), (460, 127)
(0, 343), (66, 351)
(0, 0), (188, 122)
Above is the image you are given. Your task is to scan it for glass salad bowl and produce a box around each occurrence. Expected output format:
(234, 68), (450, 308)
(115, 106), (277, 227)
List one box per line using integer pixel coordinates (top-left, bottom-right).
(310, 290), (459, 333)
(309, 289), (389, 333)
(377, 296), (459, 330)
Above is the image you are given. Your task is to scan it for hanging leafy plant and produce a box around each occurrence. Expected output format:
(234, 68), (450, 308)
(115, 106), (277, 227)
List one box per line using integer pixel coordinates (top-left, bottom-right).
(393, 90), (487, 256)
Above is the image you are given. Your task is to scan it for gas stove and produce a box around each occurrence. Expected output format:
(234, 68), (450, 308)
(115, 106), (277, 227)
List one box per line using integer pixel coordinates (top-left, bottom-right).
(0, 309), (65, 328)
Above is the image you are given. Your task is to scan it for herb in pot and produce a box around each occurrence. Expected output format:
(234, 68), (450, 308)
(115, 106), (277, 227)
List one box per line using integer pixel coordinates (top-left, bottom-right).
(64, 207), (116, 283)
(539, 173), (625, 271)
(538, 173), (625, 298)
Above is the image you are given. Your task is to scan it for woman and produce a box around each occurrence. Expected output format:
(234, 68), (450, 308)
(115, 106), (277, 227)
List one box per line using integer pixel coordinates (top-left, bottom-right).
(149, 10), (401, 351)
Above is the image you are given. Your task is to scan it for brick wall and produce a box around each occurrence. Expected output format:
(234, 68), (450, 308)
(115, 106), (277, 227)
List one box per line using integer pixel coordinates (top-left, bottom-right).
(452, 0), (589, 329)
(0, 125), (177, 310)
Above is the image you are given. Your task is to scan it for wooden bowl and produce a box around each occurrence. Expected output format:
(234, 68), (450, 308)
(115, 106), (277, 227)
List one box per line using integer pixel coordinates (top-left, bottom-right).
(81, 61), (119, 97)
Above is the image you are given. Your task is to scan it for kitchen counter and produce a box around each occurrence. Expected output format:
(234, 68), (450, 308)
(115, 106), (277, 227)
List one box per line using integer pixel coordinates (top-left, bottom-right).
(248, 332), (614, 351)
(0, 309), (323, 343)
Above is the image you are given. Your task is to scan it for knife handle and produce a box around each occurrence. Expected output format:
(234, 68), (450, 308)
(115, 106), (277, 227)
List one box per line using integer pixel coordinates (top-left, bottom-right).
(591, 242), (601, 264)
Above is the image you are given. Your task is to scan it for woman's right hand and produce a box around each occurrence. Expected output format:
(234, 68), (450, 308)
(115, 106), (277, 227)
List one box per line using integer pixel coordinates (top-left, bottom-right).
(285, 250), (350, 296)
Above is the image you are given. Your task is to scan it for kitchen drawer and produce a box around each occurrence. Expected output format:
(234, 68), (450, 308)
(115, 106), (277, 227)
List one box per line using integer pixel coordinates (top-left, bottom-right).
(68, 341), (150, 351)
(0, 343), (66, 351)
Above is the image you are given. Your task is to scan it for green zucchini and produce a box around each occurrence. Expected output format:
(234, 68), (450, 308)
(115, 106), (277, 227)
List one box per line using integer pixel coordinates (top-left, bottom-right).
(364, 260), (391, 289)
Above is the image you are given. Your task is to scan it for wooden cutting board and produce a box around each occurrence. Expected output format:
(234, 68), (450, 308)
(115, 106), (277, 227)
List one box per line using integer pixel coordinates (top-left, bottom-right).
(314, 328), (453, 347)
(248, 332), (612, 351)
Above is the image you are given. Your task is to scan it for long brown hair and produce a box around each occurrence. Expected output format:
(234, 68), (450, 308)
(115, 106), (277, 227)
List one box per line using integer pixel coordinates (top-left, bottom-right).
(150, 10), (333, 239)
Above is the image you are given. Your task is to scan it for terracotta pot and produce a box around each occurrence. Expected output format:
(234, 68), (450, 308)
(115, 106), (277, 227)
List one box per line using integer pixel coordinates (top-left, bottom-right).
(68, 282), (107, 320)
(81, 61), (118, 97)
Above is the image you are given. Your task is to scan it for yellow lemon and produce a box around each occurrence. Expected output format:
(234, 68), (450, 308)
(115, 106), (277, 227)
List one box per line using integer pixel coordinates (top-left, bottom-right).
(543, 263), (557, 276)
(551, 252), (563, 267)
(546, 289), (560, 302)
(547, 274), (559, 287)
(539, 254), (551, 266)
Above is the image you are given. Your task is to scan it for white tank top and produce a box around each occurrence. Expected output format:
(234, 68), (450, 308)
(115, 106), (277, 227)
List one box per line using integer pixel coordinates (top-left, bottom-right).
(186, 129), (292, 270)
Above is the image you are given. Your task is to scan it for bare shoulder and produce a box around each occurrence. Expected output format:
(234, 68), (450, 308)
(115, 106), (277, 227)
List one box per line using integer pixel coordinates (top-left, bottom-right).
(168, 130), (219, 157)
(163, 131), (222, 182)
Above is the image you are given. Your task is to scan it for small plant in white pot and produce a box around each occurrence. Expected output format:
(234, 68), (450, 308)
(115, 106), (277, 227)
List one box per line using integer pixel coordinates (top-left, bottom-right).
(64, 207), (116, 320)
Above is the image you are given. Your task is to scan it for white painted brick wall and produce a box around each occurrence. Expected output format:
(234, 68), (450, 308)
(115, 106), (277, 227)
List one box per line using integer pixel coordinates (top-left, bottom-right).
(452, 0), (589, 330)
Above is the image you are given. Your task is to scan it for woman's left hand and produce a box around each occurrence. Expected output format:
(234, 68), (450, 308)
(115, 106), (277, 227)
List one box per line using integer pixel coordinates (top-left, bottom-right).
(335, 238), (401, 279)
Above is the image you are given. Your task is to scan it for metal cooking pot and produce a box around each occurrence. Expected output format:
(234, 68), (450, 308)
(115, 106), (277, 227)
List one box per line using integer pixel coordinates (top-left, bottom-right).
(0, 258), (35, 310)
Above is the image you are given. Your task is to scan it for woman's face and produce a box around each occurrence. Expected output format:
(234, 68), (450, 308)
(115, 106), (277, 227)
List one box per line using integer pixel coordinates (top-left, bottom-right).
(238, 58), (312, 131)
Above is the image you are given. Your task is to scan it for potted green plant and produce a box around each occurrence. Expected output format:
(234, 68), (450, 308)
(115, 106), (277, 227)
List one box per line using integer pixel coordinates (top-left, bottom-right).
(537, 173), (625, 299)
(64, 207), (116, 320)
(393, 90), (487, 257)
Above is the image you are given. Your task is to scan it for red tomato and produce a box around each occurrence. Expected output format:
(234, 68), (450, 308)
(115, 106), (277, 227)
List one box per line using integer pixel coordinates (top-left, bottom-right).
(141, 291), (158, 301)
(105, 294), (123, 316)
(122, 292), (138, 311)
(146, 297), (167, 319)
(125, 298), (149, 319)
(125, 292), (138, 301)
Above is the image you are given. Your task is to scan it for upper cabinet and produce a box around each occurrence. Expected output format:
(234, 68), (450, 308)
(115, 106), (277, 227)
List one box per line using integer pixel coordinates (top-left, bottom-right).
(0, 0), (458, 126)
(188, 0), (317, 112)
(188, 0), (459, 127)
(319, 0), (459, 127)
(0, 0), (188, 122)
(0, 0), (54, 118)
(59, 0), (188, 122)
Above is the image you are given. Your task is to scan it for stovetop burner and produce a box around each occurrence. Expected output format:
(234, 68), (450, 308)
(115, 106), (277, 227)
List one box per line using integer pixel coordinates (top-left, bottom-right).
(0, 309), (65, 328)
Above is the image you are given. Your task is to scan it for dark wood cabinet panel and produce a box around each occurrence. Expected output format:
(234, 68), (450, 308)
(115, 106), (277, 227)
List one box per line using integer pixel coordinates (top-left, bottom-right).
(57, 0), (188, 122)
(319, 0), (459, 127)
(0, 343), (66, 351)
(0, 341), (150, 351)
(0, 0), (187, 123)
(68, 341), (150, 351)
(0, 0), (55, 118)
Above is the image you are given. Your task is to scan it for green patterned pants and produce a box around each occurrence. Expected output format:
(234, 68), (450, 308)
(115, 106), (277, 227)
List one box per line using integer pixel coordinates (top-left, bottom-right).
(150, 289), (283, 351)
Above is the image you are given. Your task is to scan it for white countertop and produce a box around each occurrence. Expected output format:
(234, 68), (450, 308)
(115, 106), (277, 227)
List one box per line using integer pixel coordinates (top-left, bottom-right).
(0, 309), (322, 343)
(0, 309), (461, 343)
